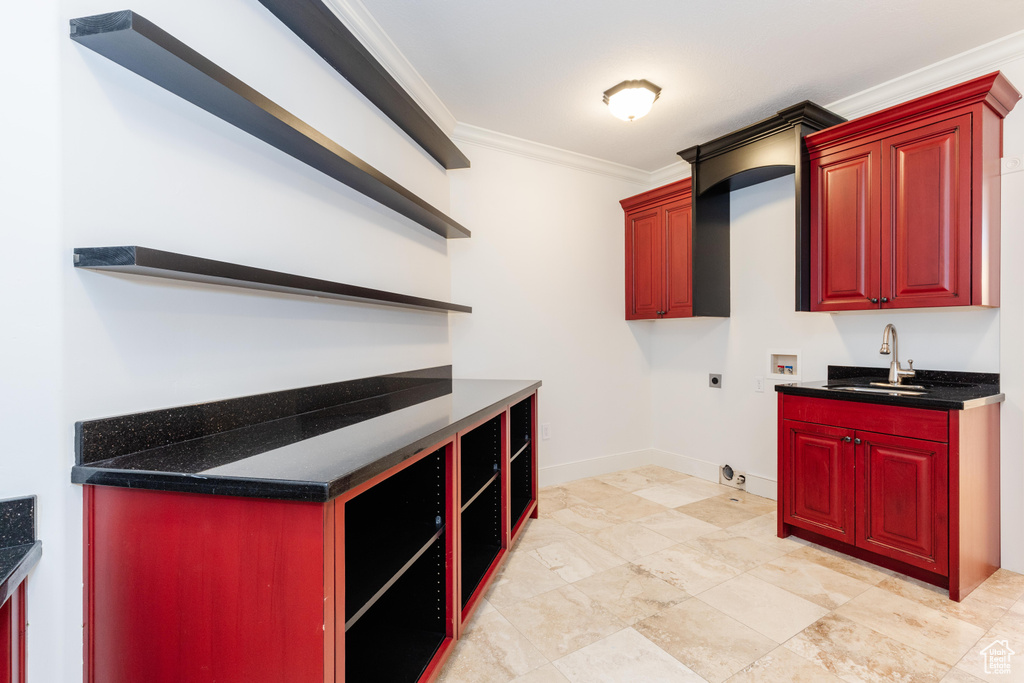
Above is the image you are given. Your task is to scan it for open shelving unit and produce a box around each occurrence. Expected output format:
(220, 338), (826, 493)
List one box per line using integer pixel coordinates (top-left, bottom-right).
(255, 0), (470, 170)
(73, 246), (472, 314)
(69, 10), (471, 240)
(344, 445), (450, 682)
(508, 395), (536, 536)
(458, 414), (504, 614)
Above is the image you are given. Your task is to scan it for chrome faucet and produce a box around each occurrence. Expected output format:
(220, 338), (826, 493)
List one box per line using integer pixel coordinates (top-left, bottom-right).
(879, 323), (915, 385)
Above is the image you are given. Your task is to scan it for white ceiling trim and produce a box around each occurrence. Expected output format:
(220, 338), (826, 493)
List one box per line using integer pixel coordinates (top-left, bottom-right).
(321, 0), (459, 133)
(452, 122), (656, 185)
(827, 28), (1024, 120)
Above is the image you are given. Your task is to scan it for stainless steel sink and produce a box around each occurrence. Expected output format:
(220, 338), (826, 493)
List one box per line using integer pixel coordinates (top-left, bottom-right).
(826, 385), (927, 396)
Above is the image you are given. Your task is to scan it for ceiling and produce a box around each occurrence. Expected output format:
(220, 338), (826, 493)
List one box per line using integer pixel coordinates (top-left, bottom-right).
(358, 0), (1024, 171)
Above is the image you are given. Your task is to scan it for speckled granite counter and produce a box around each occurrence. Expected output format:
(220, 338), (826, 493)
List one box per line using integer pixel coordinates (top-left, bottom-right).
(72, 366), (540, 502)
(0, 496), (41, 607)
(775, 365), (1002, 410)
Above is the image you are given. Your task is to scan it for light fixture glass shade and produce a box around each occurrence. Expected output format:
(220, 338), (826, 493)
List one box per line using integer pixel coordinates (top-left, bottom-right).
(603, 79), (661, 121)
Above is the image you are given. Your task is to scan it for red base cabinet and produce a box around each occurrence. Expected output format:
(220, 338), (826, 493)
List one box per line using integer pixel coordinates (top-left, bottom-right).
(778, 394), (998, 601)
(807, 71), (1020, 312)
(621, 179), (693, 320)
(83, 393), (538, 682)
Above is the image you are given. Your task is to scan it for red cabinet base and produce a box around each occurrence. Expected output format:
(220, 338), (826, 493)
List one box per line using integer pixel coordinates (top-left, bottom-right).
(83, 392), (539, 682)
(778, 394), (999, 601)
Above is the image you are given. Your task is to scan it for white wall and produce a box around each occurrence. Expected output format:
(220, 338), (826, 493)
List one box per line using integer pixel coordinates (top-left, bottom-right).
(2, 0), (457, 678)
(449, 144), (655, 481)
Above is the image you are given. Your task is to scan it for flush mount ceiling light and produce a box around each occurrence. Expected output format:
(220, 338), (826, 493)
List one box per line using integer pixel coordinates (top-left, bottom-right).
(603, 79), (661, 122)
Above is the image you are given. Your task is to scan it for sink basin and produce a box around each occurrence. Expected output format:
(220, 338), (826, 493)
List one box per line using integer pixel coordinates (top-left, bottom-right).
(826, 385), (927, 396)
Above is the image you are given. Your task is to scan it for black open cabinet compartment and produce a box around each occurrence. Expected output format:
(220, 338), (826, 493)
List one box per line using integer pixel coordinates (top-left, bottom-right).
(509, 396), (534, 530)
(345, 446), (447, 682)
(458, 414), (503, 609)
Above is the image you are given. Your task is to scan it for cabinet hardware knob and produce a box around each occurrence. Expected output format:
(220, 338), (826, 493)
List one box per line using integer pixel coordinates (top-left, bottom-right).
(854, 438), (862, 445)
(870, 298), (879, 304)
(843, 436), (852, 443)
(881, 297), (889, 303)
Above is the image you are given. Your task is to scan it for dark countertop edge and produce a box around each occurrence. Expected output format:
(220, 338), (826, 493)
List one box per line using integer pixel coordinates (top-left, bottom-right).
(71, 468), (331, 502)
(775, 383), (1005, 411)
(0, 541), (42, 607)
(75, 380), (542, 502)
(327, 380), (542, 498)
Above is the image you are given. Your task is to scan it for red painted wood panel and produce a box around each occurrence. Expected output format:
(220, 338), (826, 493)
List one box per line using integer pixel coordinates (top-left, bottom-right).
(780, 394), (948, 442)
(810, 143), (880, 311)
(856, 432), (948, 574)
(881, 115), (971, 309)
(782, 420), (855, 542)
(663, 199), (693, 318)
(85, 487), (327, 683)
(625, 208), (662, 319)
(948, 404), (1001, 601)
(0, 582), (25, 683)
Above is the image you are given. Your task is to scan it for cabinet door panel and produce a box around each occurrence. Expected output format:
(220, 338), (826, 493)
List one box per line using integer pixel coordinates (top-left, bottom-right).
(856, 432), (948, 574)
(810, 144), (881, 311)
(881, 115), (971, 308)
(782, 420), (855, 542)
(625, 208), (663, 319)
(663, 199), (693, 318)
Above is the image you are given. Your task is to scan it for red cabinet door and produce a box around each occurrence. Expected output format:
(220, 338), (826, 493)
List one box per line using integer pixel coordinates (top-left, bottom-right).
(880, 114), (972, 309)
(782, 420), (856, 542)
(855, 431), (948, 574)
(810, 142), (881, 311)
(663, 199), (693, 318)
(625, 207), (664, 319)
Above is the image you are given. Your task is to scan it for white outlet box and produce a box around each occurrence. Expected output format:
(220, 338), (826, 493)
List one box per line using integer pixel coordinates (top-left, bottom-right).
(719, 465), (746, 490)
(540, 423), (551, 440)
(754, 377), (765, 393)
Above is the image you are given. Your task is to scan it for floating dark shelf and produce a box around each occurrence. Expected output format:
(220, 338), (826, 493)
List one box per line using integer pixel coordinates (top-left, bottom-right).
(69, 11), (471, 239)
(256, 0), (470, 171)
(74, 246), (472, 314)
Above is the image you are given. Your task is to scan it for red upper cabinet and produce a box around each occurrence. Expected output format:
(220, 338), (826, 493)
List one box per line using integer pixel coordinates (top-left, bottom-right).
(806, 72), (1020, 312)
(622, 179), (693, 320)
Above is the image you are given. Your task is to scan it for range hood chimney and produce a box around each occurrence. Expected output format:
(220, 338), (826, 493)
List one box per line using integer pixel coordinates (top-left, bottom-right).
(678, 102), (845, 316)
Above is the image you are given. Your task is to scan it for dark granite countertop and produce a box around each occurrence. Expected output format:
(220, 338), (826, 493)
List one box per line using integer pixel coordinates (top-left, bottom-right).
(775, 365), (1002, 410)
(73, 370), (540, 502)
(1, 496), (41, 607)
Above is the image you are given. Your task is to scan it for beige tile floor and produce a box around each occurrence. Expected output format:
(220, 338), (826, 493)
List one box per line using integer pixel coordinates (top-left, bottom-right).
(437, 465), (1024, 683)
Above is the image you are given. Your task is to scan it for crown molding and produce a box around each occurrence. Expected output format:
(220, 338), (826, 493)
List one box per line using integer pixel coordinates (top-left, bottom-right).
(321, 0), (458, 134)
(826, 29), (1024, 120)
(452, 123), (657, 184)
(648, 161), (691, 186)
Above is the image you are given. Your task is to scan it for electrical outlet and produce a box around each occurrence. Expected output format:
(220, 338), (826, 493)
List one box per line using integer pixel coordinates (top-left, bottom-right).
(540, 423), (551, 440)
(709, 374), (722, 388)
(754, 377), (765, 393)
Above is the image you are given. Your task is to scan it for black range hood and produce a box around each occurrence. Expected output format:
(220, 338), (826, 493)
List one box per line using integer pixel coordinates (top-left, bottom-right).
(678, 102), (845, 316)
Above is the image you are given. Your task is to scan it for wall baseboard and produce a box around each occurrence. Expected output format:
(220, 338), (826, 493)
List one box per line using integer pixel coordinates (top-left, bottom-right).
(539, 449), (658, 487)
(541, 447), (778, 501)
